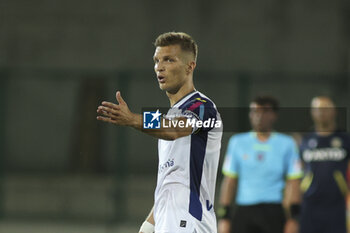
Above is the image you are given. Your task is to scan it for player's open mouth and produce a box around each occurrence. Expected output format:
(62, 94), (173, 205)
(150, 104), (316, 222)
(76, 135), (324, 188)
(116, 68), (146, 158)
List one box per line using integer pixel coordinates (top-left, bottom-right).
(157, 76), (166, 83)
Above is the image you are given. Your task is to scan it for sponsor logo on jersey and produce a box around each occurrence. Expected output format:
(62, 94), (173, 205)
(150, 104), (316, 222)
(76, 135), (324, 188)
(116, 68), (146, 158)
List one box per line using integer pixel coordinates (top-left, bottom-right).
(206, 200), (213, 211)
(180, 220), (187, 228)
(158, 158), (175, 174)
(303, 148), (347, 162)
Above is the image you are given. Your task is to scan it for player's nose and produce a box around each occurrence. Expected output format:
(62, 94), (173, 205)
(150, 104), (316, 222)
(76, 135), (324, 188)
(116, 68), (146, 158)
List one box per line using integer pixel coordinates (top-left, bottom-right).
(155, 62), (165, 72)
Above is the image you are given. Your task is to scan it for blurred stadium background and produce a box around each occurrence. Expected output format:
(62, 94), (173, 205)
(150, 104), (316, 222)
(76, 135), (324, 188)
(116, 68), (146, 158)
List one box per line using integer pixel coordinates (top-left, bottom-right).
(0, 0), (349, 232)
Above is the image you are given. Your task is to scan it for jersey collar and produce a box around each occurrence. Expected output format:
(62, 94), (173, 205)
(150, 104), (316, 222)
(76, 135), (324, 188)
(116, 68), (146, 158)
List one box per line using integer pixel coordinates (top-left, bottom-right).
(250, 131), (276, 142)
(172, 90), (198, 108)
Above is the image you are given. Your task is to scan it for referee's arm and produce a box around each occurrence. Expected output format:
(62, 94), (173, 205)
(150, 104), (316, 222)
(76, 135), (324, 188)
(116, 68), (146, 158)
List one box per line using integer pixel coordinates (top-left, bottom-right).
(283, 178), (301, 233)
(218, 175), (238, 233)
(284, 178), (301, 208)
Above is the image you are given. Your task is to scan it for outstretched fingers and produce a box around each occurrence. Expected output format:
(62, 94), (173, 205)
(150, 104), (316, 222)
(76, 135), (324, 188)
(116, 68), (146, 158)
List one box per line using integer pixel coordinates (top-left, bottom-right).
(101, 101), (120, 110)
(96, 115), (117, 124)
(97, 106), (119, 116)
(96, 93), (132, 126)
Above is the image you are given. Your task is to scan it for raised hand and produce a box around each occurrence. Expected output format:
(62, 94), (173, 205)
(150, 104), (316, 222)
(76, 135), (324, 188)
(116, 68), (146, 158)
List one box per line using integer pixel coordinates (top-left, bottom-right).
(97, 91), (138, 127)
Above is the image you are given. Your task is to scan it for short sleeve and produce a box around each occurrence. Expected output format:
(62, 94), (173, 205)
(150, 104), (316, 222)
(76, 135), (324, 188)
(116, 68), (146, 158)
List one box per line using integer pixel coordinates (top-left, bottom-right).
(181, 97), (219, 134)
(222, 136), (239, 178)
(286, 138), (303, 179)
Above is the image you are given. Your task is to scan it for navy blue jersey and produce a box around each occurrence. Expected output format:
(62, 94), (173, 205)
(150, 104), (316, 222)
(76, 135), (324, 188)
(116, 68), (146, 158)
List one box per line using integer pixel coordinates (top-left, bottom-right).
(300, 131), (350, 206)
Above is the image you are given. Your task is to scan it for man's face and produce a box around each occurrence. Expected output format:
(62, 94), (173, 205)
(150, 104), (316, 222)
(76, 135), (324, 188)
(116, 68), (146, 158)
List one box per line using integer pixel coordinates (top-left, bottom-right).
(311, 97), (336, 125)
(249, 103), (277, 132)
(153, 44), (193, 93)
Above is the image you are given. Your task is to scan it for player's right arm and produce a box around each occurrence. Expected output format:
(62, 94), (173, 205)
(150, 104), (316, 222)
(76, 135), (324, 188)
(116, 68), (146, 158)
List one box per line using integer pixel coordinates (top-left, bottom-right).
(96, 91), (192, 140)
(218, 176), (237, 233)
(139, 206), (155, 233)
(129, 114), (193, 140)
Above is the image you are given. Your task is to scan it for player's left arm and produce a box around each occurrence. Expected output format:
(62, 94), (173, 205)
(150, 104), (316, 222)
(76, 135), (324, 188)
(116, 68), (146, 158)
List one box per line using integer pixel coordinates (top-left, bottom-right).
(96, 91), (192, 140)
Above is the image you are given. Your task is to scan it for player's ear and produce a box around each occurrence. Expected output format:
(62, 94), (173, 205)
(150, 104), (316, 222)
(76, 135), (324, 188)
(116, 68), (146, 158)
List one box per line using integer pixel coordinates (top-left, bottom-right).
(186, 61), (196, 75)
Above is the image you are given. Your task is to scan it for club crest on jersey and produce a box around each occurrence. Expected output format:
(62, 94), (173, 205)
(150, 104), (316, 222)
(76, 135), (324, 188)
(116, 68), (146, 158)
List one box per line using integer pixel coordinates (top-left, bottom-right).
(257, 153), (265, 161)
(331, 137), (342, 148)
(308, 138), (318, 148)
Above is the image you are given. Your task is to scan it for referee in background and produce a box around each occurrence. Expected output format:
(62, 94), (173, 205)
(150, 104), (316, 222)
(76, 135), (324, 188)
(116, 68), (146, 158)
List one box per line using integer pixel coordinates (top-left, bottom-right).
(217, 96), (302, 233)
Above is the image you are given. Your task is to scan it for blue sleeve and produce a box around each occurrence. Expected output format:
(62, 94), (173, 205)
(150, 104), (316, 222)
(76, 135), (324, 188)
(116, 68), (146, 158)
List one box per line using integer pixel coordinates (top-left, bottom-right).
(286, 138), (303, 179)
(222, 136), (239, 178)
(182, 97), (219, 133)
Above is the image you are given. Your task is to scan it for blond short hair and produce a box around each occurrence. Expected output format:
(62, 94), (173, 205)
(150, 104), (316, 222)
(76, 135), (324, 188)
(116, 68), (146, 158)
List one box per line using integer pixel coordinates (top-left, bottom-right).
(154, 32), (198, 61)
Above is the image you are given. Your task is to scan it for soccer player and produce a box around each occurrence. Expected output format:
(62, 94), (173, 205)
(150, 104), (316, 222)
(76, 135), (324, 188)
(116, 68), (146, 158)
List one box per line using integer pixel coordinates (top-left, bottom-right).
(299, 96), (350, 233)
(96, 32), (223, 233)
(218, 96), (302, 233)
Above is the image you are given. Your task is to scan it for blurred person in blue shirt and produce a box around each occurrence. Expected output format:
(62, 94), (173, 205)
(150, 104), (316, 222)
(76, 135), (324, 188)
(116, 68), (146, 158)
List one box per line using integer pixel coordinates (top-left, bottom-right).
(218, 96), (303, 233)
(299, 96), (350, 233)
